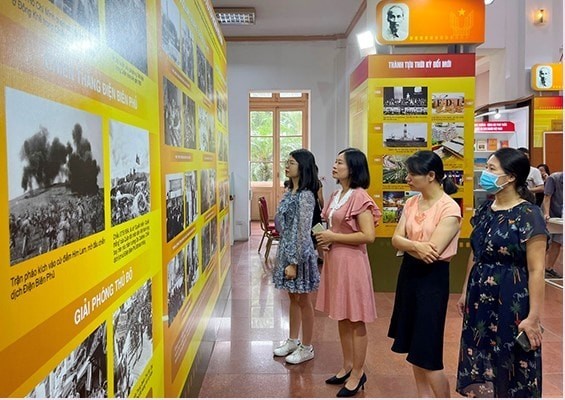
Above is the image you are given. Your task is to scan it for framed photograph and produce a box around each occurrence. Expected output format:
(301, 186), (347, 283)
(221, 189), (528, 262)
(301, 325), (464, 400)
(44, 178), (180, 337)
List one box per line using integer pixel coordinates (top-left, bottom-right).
(381, 3), (409, 41)
(6, 87), (104, 266)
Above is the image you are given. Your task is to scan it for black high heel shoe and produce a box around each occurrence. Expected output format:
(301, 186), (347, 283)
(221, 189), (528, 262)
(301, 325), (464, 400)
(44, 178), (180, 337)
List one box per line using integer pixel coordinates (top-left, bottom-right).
(336, 373), (366, 397)
(325, 370), (351, 385)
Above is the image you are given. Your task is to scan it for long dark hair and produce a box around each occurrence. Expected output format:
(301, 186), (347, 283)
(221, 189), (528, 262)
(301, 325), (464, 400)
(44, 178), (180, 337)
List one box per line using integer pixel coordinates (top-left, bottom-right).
(405, 150), (458, 195)
(490, 148), (534, 203)
(338, 148), (370, 189)
(287, 149), (320, 193)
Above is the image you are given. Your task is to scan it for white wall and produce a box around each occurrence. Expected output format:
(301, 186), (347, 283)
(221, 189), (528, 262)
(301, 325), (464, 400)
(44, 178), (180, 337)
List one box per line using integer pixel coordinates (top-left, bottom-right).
(226, 41), (346, 240)
(476, 71), (489, 108)
(524, 0), (563, 66)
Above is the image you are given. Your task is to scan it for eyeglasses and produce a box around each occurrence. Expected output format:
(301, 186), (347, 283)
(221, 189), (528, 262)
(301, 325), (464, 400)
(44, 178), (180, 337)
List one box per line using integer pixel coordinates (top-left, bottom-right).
(285, 160), (298, 166)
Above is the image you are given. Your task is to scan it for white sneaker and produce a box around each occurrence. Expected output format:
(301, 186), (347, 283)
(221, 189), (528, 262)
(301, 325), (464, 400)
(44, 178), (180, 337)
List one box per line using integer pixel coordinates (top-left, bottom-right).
(274, 338), (300, 357)
(285, 344), (314, 364)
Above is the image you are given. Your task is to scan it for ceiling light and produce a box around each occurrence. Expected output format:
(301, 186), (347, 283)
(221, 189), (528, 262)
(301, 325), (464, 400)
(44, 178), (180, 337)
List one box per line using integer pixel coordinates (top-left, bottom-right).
(214, 7), (256, 25)
(356, 31), (374, 50)
(484, 0), (495, 5)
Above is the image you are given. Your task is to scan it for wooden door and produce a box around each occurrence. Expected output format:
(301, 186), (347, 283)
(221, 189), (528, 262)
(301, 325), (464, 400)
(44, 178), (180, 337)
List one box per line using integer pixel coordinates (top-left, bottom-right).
(544, 131), (563, 172)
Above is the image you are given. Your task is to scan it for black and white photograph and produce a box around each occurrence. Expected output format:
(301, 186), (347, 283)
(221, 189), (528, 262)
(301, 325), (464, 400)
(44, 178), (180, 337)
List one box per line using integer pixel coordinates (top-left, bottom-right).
(49, 0), (99, 35)
(219, 214), (230, 251)
(381, 3), (409, 41)
(201, 218), (217, 272)
(164, 77), (182, 147)
(6, 87), (104, 266)
(161, 0), (181, 66)
(431, 93), (465, 115)
(105, 0), (148, 75)
(197, 47), (214, 100)
(535, 65), (553, 88)
(27, 323), (107, 398)
(382, 191), (407, 224)
(113, 279), (153, 398)
(383, 86), (428, 115)
(216, 89), (227, 126)
(217, 132), (228, 162)
(180, 18), (195, 81)
(198, 106), (215, 153)
(167, 249), (185, 326)
(383, 123), (428, 147)
(110, 120), (150, 226)
(182, 93), (196, 149)
(382, 154), (409, 184)
(166, 173), (185, 242)
(184, 235), (199, 296)
(200, 169), (216, 214)
(184, 171), (198, 228)
(218, 179), (229, 211)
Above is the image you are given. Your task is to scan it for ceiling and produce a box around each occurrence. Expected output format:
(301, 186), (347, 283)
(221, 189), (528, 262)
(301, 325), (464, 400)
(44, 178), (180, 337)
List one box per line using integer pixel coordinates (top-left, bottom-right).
(210, 0), (365, 39)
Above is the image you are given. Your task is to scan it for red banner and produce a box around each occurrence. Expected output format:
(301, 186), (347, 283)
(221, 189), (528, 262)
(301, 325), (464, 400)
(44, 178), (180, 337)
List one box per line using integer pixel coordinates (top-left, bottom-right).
(368, 54), (475, 78)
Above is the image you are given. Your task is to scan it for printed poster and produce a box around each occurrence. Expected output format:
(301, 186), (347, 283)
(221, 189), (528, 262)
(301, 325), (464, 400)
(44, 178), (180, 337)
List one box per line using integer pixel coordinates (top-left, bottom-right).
(350, 54), (476, 238)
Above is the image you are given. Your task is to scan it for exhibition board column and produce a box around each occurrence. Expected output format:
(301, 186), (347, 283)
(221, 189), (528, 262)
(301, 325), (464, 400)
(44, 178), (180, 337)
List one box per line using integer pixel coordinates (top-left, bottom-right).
(533, 96), (563, 172)
(350, 54), (476, 292)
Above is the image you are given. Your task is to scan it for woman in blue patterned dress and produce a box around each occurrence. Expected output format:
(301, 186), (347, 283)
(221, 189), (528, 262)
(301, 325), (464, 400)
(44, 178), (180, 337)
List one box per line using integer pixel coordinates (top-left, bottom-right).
(272, 149), (321, 365)
(456, 148), (548, 397)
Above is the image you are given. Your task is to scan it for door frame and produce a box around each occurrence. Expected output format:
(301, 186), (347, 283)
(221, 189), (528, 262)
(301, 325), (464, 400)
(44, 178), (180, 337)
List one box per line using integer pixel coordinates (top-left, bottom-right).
(249, 92), (309, 221)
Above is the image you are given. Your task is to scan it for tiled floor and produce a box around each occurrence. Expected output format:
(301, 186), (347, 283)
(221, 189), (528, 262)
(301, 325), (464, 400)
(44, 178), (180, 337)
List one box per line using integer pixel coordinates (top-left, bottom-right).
(199, 224), (563, 398)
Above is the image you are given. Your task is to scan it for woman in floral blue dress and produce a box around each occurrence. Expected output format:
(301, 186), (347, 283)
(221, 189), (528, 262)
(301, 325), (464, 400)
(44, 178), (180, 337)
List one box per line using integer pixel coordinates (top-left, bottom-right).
(272, 149), (321, 365)
(456, 148), (548, 397)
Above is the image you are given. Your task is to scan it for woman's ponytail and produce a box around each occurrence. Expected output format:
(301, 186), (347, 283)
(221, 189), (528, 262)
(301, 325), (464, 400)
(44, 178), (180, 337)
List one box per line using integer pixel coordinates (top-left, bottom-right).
(442, 176), (458, 195)
(517, 182), (535, 203)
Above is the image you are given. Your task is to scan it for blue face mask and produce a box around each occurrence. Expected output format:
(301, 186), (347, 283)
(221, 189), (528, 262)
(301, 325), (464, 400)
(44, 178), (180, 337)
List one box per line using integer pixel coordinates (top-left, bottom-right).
(479, 170), (508, 194)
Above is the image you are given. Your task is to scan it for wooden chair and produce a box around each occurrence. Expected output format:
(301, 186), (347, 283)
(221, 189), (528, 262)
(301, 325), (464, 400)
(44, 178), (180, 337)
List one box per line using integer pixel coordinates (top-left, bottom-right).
(258, 196), (280, 261)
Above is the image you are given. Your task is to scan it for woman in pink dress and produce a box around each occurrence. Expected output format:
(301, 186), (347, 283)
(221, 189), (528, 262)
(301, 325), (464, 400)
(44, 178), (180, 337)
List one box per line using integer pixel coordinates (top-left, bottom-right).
(314, 148), (381, 397)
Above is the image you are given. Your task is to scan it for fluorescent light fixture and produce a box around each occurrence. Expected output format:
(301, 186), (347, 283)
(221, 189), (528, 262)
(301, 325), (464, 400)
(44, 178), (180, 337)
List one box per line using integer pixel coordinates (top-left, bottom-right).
(356, 31), (374, 50)
(214, 7), (256, 25)
(484, 0), (495, 5)
(475, 108), (514, 119)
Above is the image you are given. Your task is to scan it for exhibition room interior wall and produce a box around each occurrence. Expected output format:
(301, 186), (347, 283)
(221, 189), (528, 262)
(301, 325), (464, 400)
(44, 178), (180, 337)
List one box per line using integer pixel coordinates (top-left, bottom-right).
(227, 0), (563, 240)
